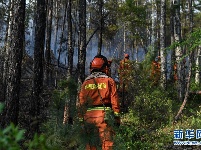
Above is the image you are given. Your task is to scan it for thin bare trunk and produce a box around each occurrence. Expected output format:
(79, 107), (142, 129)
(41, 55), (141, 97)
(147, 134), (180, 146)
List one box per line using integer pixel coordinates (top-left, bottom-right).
(77, 0), (86, 109)
(170, 0), (175, 81)
(160, 0), (167, 89)
(57, 1), (67, 67)
(2, 0), (13, 102)
(174, 0), (184, 101)
(97, 0), (103, 55)
(67, 0), (73, 79)
(45, 0), (53, 85)
(174, 53), (192, 122)
(151, 0), (156, 52)
(195, 46), (201, 84)
(31, 0), (46, 133)
(53, 0), (59, 56)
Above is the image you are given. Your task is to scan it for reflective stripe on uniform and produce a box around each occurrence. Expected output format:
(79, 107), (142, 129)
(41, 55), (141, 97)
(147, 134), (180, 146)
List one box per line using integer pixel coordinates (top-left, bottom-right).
(87, 107), (111, 111)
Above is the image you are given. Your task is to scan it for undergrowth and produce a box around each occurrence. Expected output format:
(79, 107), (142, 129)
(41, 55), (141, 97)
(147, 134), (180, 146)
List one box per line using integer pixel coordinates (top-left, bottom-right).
(1, 62), (201, 150)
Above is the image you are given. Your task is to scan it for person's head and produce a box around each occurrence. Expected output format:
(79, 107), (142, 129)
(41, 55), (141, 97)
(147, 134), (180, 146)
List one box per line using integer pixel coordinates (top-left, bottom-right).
(124, 53), (129, 59)
(155, 56), (160, 62)
(90, 55), (110, 75)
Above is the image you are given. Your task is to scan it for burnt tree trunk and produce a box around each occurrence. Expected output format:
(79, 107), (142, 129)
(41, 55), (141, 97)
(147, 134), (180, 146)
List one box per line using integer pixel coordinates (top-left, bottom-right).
(45, 0), (53, 86)
(67, 0), (74, 79)
(31, 0), (46, 133)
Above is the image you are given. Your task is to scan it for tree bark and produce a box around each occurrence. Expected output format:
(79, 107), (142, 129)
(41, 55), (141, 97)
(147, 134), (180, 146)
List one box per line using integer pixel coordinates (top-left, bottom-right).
(160, 0), (167, 89)
(2, 0), (13, 102)
(2, 0), (25, 127)
(31, 0), (46, 133)
(174, 53), (192, 122)
(45, 0), (53, 86)
(173, 0), (184, 101)
(78, 0), (86, 84)
(97, 0), (103, 55)
(57, 1), (67, 68)
(195, 46), (201, 84)
(67, 0), (73, 79)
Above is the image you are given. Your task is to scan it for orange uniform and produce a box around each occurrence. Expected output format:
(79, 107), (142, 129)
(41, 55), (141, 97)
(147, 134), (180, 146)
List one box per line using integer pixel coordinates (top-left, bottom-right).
(150, 60), (161, 85)
(79, 71), (120, 149)
(118, 58), (132, 92)
(173, 64), (178, 81)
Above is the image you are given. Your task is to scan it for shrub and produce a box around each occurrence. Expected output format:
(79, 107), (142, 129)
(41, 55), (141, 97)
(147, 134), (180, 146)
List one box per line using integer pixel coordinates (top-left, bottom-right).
(132, 90), (173, 129)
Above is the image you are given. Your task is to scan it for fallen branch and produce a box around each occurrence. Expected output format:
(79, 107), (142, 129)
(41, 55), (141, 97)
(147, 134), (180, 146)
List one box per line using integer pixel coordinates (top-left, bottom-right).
(174, 57), (192, 123)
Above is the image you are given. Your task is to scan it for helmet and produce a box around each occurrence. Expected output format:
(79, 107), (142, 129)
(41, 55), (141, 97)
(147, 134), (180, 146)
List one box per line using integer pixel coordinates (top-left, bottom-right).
(124, 53), (129, 58)
(155, 56), (160, 61)
(90, 55), (108, 73)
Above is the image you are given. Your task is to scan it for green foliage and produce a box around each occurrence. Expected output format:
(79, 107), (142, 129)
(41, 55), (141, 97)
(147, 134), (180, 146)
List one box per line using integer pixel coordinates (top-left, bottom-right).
(41, 78), (80, 149)
(114, 125), (154, 150)
(25, 133), (58, 150)
(133, 89), (173, 129)
(0, 103), (24, 150)
(169, 27), (201, 55)
(51, 77), (77, 113)
(190, 79), (201, 92)
(118, 0), (147, 27)
(0, 102), (53, 150)
(0, 123), (25, 150)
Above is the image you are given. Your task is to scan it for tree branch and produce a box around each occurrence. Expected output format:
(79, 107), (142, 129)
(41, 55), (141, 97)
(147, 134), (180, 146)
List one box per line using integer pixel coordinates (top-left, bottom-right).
(86, 27), (99, 47)
(174, 55), (192, 123)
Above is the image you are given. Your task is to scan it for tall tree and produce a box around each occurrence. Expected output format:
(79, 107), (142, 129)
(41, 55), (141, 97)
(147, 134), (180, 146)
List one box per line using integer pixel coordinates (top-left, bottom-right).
(97, 0), (103, 55)
(151, 0), (157, 52)
(3, 0), (25, 127)
(53, 0), (60, 56)
(170, 0), (175, 82)
(160, 0), (167, 89)
(45, 0), (53, 86)
(67, 0), (73, 79)
(195, 46), (201, 84)
(57, 1), (67, 68)
(173, 0), (184, 101)
(31, 0), (46, 133)
(2, 0), (13, 102)
(78, 0), (86, 85)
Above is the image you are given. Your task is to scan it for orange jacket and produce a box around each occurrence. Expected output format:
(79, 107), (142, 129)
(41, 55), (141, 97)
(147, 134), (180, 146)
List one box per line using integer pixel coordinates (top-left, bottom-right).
(151, 61), (161, 75)
(118, 58), (131, 73)
(173, 64), (178, 81)
(79, 72), (120, 114)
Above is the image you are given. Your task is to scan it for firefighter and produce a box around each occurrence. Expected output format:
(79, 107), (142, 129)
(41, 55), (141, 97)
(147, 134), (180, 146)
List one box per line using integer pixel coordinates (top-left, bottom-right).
(150, 56), (161, 85)
(173, 63), (178, 82)
(79, 55), (120, 150)
(118, 53), (132, 91)
(118, 53), (132, 113)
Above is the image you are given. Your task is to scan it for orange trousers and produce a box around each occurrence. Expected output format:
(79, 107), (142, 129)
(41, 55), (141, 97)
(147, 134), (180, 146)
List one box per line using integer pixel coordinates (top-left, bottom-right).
(84, 110), (114, 150)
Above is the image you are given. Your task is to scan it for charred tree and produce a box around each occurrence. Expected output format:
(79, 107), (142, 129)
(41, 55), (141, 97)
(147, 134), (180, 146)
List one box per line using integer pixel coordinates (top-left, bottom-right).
(45, 0), (53, 86)
(31, 0), (46, 133)
(67, 0), (74, 79)
(78, 0), (86, 84)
